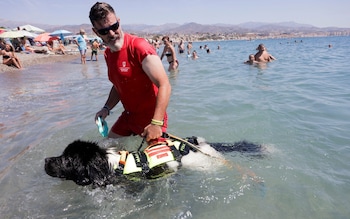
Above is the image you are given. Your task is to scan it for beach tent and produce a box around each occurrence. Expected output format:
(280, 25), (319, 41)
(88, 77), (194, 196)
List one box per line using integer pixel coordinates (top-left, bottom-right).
(34, 32), (59, 42)
(0, 30), (36, 39)
(15, 24), (45, 33)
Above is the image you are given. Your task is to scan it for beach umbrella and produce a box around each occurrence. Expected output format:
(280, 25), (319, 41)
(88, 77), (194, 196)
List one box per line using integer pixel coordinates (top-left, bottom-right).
(49, 29), (72, 36)
(16, 24), (45, 33)
(34, 32), (59, 42)
(49, 29), (72, 41)
(0, 30), (36, 39)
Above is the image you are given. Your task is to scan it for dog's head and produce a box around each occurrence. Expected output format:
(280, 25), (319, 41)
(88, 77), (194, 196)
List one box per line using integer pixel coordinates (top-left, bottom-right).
(45, 140), (111, 186)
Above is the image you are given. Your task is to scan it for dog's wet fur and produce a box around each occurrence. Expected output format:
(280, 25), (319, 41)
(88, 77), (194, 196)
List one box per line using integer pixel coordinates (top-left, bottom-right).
(45, 137), (264, 187)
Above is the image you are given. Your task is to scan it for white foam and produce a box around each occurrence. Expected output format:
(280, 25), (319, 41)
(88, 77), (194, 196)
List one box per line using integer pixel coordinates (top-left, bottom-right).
(181, 141), (226, 171)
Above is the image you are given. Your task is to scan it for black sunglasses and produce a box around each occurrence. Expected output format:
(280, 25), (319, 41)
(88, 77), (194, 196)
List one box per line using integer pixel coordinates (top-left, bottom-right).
(96, 21), (119, 35)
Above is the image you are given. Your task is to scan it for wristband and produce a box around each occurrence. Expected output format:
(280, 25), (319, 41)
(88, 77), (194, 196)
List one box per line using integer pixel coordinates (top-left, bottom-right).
(151, 119), (164, 126)
(103, 105), (110, 115)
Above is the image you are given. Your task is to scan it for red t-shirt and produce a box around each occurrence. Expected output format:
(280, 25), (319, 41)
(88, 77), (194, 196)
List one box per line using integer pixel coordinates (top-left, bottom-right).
(105, 33), (158, 114)
(104, 33), (167, 135)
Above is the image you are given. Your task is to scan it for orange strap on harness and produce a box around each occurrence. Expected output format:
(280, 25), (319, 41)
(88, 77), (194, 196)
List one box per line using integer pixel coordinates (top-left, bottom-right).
(118, 151), (129, 165)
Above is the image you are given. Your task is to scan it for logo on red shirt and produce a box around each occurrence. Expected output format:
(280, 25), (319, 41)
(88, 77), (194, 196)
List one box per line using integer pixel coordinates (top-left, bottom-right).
(119, 61), (130, 72)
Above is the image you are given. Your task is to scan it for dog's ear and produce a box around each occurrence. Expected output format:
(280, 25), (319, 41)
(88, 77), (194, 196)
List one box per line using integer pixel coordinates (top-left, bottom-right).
(86, 155), (111, 187)
(70, 157), (93, 186)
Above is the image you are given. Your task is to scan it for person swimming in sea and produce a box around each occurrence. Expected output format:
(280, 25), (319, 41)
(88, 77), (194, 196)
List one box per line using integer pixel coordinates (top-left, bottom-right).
(254, 44), (276, 62)
(244, 54), (259, 65)
(192, 50), (199, 59)
(178, 39), (185, 54)
(160, 36), (178, 72)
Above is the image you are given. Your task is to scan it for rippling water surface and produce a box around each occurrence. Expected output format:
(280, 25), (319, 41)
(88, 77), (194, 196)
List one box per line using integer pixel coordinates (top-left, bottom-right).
(0, 36), (349, 218)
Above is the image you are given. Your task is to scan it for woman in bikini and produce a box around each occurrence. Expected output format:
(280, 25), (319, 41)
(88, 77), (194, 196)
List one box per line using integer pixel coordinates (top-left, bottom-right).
(160, 36), (178, 72)
(1, 44), (22, 69)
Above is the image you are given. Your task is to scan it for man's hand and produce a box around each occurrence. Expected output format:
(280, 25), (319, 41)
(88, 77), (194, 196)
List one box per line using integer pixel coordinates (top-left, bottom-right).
(94, 107), (109, 122)
(142, 124), (162, 142)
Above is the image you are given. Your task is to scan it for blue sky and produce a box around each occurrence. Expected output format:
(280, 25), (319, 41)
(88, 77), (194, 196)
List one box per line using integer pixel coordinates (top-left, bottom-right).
(1, 0), (349, 28)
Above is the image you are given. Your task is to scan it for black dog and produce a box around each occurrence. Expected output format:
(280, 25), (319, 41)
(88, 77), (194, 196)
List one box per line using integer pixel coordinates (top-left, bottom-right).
(45, 135), (263, 187)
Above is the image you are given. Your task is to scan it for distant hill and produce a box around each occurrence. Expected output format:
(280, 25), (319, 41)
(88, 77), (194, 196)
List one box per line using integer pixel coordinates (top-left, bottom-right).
(120, 21), (350, 36)
(1, 19), (349, 37)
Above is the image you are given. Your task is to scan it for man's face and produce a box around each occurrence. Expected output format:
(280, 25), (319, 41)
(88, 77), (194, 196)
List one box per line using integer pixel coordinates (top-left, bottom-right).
(92, 12), (124, 52)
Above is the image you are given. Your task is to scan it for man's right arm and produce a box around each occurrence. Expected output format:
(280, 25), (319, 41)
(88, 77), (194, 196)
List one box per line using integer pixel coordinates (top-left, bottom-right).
(104, 86), (120, 110)
(95, 86), (120, 120)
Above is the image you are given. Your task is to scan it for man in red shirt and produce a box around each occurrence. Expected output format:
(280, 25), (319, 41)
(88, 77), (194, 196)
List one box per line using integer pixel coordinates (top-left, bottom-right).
(90, 2), (171, 143)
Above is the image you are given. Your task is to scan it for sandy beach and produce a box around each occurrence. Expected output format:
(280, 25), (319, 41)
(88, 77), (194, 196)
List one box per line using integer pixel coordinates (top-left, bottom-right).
(0, 45), (81, 73)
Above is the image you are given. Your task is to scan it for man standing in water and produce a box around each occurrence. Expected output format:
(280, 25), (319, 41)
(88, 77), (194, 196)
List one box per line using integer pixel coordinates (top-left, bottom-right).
(89, 2), (171, 143)
(74, 29), (87, 64)
(90, 39), (100, 61)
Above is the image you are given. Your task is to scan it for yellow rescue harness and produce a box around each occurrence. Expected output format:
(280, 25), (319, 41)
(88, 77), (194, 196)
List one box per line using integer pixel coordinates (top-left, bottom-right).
(113, 139), (190, 178)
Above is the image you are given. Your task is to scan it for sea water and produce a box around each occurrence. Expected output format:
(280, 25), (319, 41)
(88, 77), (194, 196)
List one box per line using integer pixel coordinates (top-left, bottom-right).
(0, 36), (349, 219)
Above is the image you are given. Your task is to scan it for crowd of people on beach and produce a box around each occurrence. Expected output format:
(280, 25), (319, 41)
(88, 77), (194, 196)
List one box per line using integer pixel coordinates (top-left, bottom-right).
(0, 28), (105, 69)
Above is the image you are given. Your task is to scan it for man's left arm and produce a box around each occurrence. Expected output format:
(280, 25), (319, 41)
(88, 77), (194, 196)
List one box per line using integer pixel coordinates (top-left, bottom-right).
(142, 55), (171, 140)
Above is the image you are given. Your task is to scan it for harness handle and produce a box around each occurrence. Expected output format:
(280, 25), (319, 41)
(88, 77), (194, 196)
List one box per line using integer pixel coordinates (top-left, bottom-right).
(137, 137), (146, 151)
(163, 132), (209, 156)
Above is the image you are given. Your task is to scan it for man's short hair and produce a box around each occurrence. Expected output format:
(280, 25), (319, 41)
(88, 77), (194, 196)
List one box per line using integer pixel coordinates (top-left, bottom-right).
(89, 2), (115, 25)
